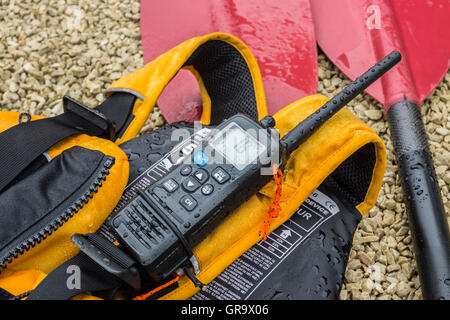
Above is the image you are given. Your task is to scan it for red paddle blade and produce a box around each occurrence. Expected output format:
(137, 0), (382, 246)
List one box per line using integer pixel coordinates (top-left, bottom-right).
(141, 0), (318, 123)
(311, 0), (450, 110)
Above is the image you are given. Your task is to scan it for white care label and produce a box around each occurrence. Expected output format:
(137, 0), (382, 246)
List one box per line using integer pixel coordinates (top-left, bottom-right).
(191, 189), (341, 300)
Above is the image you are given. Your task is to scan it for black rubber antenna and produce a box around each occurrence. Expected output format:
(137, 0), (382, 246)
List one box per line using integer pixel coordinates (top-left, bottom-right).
(280, 51), (402, 155)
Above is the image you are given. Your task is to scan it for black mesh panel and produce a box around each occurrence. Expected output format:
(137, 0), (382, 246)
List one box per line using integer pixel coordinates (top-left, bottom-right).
(183, 40), (259, 125)
(324, 143), (376, 207)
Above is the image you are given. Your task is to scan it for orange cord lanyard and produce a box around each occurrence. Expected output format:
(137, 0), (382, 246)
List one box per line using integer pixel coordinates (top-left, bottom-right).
(259, 164), (283, 241)
(133, 276), (180, 300)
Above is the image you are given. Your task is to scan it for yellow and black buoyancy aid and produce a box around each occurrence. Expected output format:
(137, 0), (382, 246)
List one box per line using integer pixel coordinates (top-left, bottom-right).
(0, 33), (386, 300)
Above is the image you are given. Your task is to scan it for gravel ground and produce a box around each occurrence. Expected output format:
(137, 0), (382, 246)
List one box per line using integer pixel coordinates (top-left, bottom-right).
(0, 0), (448, 300)
(318, 56), (450, 300)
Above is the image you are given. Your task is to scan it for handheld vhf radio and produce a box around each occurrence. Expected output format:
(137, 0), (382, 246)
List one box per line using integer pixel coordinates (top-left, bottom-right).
(105, 51), (401, 284)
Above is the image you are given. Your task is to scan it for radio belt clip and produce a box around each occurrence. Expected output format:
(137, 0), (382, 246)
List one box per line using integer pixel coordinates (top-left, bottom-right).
(71, 233), (142, 290)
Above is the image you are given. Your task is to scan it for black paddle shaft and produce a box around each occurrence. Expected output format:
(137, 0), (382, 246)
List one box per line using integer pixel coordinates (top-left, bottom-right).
(387, 101), (450, 300)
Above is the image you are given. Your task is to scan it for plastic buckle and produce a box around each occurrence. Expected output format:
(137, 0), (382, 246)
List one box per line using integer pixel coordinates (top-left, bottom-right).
(71, 234), (141, 290)
(63, 95), (116, 141)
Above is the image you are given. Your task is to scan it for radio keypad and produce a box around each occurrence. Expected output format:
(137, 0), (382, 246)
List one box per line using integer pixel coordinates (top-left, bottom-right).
(179, 195), (197, 211)
(162, 179), (179, 193)
(180, 165), (192, 176)
(201, 184), (214, 195)
(193, 169), (208, 184)
(211, 167), (230, 184)
(182, 176), (201, 192)
(156, 162), (233, 217)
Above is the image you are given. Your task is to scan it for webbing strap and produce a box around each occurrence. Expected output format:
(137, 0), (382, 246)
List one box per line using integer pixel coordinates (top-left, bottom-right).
(0, 287), (14, 300)
(0, 93), (136, 193)
(27, 252), (124, 300)
(27, 232), (142, 300)
(95, 92), (137, 137)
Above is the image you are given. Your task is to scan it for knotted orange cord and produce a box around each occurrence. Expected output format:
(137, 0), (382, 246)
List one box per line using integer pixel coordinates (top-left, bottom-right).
(259, 164), (283, 241)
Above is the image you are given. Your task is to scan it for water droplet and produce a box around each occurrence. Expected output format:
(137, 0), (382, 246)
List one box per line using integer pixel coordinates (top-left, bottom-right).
(313, 265), (320, 274)
(318, 231), (326, 248)
(410, 163), (424, 170)
(322, 290), (332, 298)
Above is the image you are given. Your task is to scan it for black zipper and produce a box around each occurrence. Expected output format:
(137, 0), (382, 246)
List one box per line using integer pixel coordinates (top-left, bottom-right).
(0, 155), (115, 272)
